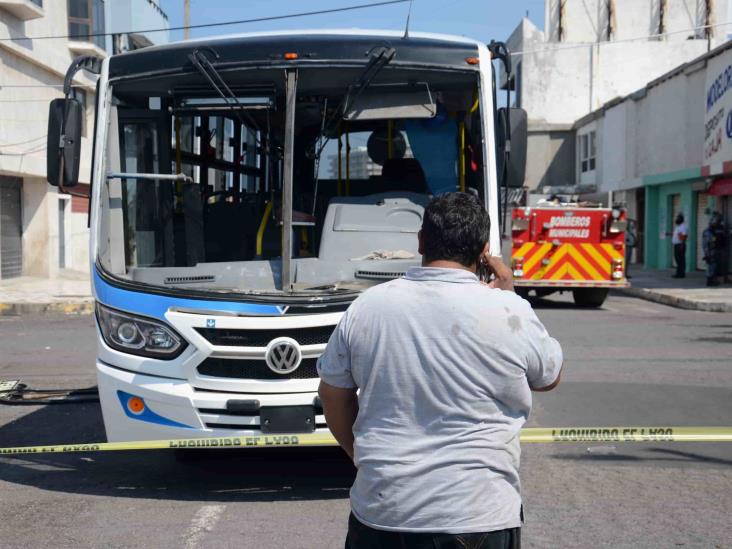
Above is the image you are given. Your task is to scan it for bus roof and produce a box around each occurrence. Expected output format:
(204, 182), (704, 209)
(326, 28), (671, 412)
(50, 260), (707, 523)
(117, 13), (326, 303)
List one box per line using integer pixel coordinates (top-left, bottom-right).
(108, 30), (483, 79)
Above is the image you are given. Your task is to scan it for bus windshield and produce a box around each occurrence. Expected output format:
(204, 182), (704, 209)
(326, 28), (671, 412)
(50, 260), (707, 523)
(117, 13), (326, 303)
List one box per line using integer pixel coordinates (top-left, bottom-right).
(97, 59), (485, 297)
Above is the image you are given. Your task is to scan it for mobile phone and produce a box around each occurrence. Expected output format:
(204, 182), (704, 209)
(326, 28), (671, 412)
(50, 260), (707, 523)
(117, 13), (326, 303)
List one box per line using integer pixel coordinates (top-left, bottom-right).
(477, 258), (489, 282)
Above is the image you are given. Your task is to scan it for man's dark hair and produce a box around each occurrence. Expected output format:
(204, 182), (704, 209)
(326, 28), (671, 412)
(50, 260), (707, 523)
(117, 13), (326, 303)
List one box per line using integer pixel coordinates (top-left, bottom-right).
(421, 192), (491, 267)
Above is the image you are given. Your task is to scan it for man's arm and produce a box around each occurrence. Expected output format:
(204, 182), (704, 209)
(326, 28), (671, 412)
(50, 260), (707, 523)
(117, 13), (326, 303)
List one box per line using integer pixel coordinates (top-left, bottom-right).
(318, 381), (358, 460)
(531, 371), (561, 392)
(517, 298), (564, 392)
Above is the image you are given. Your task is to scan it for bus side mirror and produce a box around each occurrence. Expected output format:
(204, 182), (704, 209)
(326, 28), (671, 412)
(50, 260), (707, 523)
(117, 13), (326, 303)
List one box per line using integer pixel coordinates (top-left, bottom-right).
(497, 107), (527, 188)
(47, 98), (83, 188)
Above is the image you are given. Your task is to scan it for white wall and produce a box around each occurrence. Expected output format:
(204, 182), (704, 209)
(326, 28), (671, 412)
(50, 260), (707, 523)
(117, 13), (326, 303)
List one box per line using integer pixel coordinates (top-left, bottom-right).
(518, 37), (710, 126)
(514, 0), (726, 127)
(579, 44), (717, 195)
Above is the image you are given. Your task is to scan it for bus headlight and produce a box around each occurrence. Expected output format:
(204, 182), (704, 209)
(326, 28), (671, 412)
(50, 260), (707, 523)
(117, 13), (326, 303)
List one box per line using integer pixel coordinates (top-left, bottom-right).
(95, 303), (187, 359)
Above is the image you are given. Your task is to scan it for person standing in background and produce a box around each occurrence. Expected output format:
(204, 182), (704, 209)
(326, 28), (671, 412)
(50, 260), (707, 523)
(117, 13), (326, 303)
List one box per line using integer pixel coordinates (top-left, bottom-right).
(703, 213), (727, 287)
(671, 213), (688, 279)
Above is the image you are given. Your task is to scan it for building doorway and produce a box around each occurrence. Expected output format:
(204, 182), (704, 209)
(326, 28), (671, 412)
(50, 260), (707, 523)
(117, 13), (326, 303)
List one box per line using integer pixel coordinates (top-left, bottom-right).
(0, 177), (23, 279)
(695, 192), (710, 271)
(636, 187), (645, 264)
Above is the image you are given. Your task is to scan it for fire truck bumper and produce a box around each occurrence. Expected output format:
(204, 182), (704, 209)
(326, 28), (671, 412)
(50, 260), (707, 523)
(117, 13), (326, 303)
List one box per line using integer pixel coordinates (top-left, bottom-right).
(513, 280), (630, 288)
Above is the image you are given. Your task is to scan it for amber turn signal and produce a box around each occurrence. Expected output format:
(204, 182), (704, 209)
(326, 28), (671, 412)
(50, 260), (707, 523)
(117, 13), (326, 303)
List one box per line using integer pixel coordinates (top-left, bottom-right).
(127, 396), (145, 415)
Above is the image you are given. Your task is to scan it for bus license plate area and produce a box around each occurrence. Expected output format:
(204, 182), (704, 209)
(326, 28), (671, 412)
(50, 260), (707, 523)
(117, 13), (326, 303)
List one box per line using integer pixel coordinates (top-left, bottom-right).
(260, 405), (315, 434)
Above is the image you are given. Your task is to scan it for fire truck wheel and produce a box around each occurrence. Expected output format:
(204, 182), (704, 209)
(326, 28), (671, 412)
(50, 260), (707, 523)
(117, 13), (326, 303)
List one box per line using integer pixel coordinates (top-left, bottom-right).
(572, 288), (608, 308)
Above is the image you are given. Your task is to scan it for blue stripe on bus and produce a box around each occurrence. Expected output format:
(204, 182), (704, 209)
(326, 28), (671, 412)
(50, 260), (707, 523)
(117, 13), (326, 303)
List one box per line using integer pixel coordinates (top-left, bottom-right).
(117, 391), (194, 429)
(94, 269), (283, 320)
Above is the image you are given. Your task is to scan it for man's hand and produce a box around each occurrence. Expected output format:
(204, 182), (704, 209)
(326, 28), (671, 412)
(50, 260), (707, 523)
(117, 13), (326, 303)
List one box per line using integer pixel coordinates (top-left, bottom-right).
(483, 254), (514, 292)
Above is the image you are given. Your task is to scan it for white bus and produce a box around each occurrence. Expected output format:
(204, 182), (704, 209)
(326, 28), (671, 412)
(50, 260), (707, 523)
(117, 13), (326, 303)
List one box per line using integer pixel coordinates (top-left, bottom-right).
(47, 30), (525, 442)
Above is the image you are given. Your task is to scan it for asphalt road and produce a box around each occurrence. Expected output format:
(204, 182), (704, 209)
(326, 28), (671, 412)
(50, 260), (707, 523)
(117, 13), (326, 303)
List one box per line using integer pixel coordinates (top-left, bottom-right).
(0, 293), (730, 548)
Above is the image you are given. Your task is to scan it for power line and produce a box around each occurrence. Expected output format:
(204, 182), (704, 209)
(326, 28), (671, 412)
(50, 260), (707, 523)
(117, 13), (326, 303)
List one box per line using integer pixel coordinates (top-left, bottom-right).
(511, 20), (732, 56)
(0, 146), (46, 156)
(0, 118), (51, 122)
(0, 0), (412, 43)
(0, 85), (64, 89)
(0, 135), (46, 147)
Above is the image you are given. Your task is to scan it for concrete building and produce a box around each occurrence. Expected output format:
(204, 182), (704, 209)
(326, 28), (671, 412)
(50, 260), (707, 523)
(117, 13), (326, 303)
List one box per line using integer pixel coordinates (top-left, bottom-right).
(0, 0), (168, 280)
(504, 0), (728, 193)
(574, 40), (732, 273)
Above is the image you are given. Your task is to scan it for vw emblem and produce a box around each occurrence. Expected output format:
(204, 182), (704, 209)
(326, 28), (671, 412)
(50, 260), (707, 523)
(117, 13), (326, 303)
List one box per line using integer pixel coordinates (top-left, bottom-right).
(264, 337), (302, 374)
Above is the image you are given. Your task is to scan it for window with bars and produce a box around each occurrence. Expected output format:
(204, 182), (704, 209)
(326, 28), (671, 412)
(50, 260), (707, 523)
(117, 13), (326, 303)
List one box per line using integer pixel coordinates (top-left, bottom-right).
(68, 0), (106, 50)
(578, 131), (596, 174)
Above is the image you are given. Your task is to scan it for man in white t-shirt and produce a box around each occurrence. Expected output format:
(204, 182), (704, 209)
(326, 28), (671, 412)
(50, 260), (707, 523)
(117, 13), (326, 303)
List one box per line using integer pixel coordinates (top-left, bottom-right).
(318, 192), (563, 548)
(672, 213), (688, 278)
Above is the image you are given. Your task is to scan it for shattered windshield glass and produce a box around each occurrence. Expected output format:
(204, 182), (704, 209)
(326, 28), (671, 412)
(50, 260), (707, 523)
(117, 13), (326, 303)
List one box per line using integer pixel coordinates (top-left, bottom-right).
(97, 66), (485, 297)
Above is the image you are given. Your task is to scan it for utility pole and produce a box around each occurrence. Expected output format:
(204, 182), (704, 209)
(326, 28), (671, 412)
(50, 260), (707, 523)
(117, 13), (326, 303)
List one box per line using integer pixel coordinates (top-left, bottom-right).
(184, 0), (190, 40)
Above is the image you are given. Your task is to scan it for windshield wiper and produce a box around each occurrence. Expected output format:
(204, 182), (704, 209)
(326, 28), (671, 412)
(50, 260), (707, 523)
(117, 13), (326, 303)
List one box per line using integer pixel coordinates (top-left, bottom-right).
(188, 48), (263, 134)
(314, 44), (396, 158)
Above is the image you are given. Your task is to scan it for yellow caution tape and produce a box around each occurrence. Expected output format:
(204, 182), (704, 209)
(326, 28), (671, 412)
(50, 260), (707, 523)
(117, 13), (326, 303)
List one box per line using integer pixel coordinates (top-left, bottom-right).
(0, 427), (730, 456)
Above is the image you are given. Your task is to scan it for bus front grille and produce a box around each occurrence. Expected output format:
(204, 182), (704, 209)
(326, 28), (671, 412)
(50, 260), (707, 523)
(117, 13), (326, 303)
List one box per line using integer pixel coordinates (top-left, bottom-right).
(195, 325), (335, 347)
(197, 357), (319, 380)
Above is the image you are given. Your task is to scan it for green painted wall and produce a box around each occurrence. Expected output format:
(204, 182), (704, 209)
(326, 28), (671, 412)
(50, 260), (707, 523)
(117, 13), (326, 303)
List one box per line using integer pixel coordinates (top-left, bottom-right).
(643, 181), (700, 271)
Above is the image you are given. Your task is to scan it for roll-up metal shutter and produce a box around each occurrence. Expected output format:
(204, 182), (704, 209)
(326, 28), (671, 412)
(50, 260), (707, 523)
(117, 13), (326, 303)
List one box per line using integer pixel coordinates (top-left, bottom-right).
(0, 177), (23, 279)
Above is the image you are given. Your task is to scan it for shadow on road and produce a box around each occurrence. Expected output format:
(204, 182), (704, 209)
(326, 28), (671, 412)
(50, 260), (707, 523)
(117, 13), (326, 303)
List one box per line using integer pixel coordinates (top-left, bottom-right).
(0, 397), (355, 503)
(526, 297), (607, 310)
(550, 447), (732, 467)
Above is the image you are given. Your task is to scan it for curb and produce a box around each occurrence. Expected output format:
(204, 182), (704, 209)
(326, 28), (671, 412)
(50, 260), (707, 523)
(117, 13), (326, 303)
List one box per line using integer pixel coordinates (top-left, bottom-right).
(615, 287), (732, 313)
(0, 301), (94, 316)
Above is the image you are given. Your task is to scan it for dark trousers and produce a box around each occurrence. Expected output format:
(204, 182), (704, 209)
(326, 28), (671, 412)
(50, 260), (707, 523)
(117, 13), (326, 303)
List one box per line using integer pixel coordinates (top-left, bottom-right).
(674, 243), (686, 277)
(345, 513), (521, 549)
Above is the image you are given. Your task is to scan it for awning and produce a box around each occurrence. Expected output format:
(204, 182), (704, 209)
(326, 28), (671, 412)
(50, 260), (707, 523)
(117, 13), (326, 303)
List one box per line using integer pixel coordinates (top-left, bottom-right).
(708, 177), (732, 196)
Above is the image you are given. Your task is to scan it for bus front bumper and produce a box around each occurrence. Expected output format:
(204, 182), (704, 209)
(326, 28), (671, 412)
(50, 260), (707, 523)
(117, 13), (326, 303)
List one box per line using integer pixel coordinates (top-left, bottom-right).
(97, 361), (330, 443)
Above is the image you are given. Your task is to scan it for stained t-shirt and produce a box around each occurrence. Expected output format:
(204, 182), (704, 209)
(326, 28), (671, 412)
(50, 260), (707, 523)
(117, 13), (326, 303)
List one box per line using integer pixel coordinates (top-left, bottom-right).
(317, 267), (563, 533)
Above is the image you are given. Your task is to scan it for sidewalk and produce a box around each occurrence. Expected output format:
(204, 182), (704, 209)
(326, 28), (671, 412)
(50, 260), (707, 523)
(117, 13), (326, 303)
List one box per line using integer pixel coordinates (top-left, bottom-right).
(617, 267), (732, 313)
(0, 270), (93, 315)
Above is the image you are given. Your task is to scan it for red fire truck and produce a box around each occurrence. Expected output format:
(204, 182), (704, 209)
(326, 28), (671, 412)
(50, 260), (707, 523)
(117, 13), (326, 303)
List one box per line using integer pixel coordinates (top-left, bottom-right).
(510, 201), (629, 307)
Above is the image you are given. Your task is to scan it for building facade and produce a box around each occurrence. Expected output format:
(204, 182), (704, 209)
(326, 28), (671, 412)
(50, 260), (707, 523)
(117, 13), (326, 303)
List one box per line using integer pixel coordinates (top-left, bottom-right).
(0, 0), (168, 280)
(574, 41), (732, 273)
(504, 0), (728, 193)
